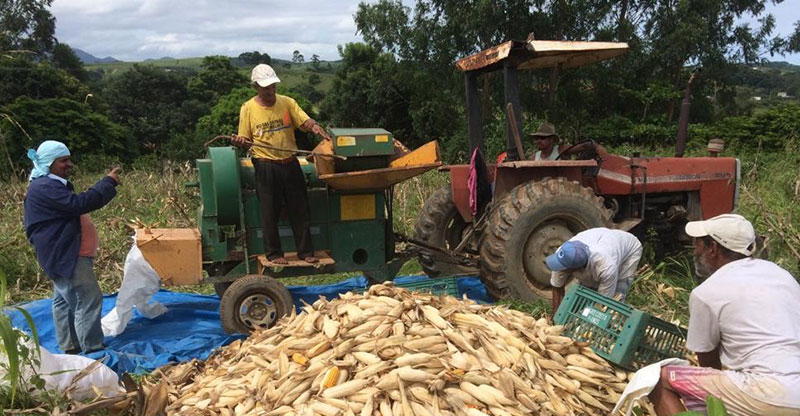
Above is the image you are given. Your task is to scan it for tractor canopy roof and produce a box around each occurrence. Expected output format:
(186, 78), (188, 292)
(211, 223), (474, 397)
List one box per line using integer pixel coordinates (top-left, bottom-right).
(455, 35), (628, 73)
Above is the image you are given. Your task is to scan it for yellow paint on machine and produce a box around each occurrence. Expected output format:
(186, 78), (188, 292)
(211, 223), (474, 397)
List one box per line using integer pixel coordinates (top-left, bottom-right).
(340, 194), (376, 220)
(375, 134), (389, 143)
(337, 136), (356, 146)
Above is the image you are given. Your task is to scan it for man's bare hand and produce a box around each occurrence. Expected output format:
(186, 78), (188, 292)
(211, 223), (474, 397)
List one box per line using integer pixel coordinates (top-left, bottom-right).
(230, 134), (252, 149)
(108, 166), (122, 185)
(311, 123), (331, 141)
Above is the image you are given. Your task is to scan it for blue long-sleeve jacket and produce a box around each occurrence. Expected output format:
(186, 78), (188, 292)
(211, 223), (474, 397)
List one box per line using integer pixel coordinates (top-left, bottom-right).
(23, 176), (118, 280)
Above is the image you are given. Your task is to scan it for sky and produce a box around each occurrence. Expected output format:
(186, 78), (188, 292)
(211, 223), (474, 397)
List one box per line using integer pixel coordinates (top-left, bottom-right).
(50, 0), (800, 64)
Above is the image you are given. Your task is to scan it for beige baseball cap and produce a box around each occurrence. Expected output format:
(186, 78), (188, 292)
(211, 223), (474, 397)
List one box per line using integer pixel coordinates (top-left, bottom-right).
(685, 213), (756, 256)
(251, 64), (281, 87)
(529, 122), (557, 137)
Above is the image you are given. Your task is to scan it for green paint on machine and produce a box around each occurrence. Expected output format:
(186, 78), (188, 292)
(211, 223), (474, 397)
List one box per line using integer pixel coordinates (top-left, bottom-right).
(196, 142), (412, 284)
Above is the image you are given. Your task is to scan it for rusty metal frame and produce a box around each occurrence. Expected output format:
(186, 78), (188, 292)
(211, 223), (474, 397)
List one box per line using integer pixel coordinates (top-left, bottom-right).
(455, 37), (628, 74)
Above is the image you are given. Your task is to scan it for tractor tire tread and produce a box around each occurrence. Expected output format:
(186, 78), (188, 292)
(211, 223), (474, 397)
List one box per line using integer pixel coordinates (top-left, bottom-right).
(413, 185), (477, 278)
(478, 177), (613, 301)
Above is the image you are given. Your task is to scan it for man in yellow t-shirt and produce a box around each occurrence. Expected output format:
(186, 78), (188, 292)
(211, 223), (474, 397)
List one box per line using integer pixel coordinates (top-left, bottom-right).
(231, 64), (330, 264)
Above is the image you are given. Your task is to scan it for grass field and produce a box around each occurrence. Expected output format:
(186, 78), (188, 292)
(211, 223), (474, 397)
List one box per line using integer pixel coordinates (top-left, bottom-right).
(86, 57), (339, 93)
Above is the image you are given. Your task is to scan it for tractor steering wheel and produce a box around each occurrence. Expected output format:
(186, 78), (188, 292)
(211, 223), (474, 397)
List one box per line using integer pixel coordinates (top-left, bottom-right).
(556, 139), (599, 161)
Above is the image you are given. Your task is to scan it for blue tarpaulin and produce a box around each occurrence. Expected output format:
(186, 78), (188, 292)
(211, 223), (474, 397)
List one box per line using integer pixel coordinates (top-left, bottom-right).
(5, 275), (489, 375)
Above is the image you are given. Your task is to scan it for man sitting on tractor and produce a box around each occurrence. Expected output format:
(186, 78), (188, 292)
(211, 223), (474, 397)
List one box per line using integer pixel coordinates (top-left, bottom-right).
(231, 64), (331, 265)
(528, 122), (608, 161)
(529, 122), (567, 160)
(545, 227), (643, 312)
(648, 214), (800, 416)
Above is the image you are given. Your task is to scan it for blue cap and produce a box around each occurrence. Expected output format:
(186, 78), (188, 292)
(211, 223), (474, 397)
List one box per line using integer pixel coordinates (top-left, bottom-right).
(545, 240), (590, 271)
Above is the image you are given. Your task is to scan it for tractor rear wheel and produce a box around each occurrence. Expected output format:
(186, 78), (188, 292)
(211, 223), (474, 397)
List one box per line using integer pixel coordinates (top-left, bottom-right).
(413, 186), (478, 278)
(219, 274), (294, 334)
(479, 178), (612, 301)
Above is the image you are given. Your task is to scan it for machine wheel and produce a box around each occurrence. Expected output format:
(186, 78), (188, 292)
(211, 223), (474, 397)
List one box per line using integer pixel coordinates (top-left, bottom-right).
(479, 178), (613, 301)
(413, 186), (478, 278)
(219, 274), (294, 334)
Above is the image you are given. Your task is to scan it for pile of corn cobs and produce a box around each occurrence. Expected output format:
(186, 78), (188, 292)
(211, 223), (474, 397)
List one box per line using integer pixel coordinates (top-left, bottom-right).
(160, 283), (643, 416)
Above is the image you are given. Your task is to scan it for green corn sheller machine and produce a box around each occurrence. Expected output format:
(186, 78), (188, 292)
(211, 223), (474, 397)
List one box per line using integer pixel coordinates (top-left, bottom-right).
(135, 127), (441, 333)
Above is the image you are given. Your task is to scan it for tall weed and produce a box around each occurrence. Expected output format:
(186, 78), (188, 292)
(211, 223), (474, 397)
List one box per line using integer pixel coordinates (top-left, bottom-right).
(735, 137), (800, 275)
(0, 269), (48, 409)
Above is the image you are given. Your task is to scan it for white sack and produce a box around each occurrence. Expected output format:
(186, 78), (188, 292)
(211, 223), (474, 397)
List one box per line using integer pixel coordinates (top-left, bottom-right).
(613, 358), (690, 416)
(39, 347), (124, 400)
(101, 239), (166, 336)
(0, 337), (123, 401)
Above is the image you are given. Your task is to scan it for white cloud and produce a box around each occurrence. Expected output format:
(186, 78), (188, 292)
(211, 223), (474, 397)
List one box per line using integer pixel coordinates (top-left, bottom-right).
(49, 0), (382, 61)
(49, 0), (800, 63)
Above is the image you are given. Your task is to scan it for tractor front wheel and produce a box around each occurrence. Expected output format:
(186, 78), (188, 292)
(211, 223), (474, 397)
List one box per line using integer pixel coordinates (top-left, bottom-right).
(479, 178), (612, 301)
(219, 274), (294, 334)
(413, 185), (478, 278)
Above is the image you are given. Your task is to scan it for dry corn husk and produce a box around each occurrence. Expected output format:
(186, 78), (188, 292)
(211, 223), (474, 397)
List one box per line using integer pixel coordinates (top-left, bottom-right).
(156, 284), (649, 415)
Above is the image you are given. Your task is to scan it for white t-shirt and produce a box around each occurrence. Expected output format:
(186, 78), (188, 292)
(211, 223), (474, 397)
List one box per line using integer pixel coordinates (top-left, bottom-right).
(534, 147), (560, 161)
(687, 257), (800, 408)
(550, 228), (643, 297)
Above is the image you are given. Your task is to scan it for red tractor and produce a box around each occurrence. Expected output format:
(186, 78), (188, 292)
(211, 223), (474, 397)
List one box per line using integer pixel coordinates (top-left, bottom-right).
(413, 37), (740, 301)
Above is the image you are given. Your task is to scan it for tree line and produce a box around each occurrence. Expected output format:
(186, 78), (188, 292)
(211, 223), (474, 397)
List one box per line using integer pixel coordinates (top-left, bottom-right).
(2, 0), (800, 177)
(321, 0), (800, 158)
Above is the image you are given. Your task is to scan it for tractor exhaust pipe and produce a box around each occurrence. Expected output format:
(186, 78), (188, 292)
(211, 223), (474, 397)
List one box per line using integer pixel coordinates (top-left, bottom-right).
(674, 68), (701, 157)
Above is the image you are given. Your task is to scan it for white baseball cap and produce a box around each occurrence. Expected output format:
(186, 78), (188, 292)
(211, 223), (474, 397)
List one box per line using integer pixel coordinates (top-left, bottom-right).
(685, 213), (756, 256)
(251, 64), (281, 87)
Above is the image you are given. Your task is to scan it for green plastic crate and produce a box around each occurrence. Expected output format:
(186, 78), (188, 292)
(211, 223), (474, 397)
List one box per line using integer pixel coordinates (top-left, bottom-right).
(395, 276), (460, 297)
(357, 276), (460, 297)
(553, 285), (688, 370)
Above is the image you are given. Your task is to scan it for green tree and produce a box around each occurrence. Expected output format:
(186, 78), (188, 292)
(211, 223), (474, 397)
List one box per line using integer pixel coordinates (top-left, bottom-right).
(187, 55), (248, 102)
(292, 50), (304, 64)
(292, 83), (323, 104)
(51, 43), (87, 82)
(311, 54), (320, 71)
(351, 0), (799, 149)
(0, 55), (88, 105)
(238, 50), (271, 65)
(104, 64), (194, 153)
(193, 86), (253, 147)
(0, 0), (56, 56)
(0, 97), (132, 173)
(321, 42), (419, 145)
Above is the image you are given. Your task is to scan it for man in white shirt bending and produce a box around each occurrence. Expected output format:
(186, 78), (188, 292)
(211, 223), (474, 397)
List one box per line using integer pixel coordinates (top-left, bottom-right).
(649, 214), (800, 416)
(546, 227), (643, 312)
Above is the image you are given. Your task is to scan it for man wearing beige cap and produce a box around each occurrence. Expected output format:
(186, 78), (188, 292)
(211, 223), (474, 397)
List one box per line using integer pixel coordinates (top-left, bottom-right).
(529, 122), (566, 160)
(231, 64), (330, 264)
(528, 122), (607, 161)
(649, 214), (800, 415)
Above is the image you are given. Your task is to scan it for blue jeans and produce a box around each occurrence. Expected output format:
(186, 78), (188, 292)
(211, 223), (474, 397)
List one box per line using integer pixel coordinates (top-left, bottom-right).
(51, 257), (104, 353)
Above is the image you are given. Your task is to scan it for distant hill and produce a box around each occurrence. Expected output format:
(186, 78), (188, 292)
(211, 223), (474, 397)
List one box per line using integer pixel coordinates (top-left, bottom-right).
(758, 61), (800, 73)
(84, 55), (341, 99)
(73, 48), (120, 64)
(731, 61), (800, 102)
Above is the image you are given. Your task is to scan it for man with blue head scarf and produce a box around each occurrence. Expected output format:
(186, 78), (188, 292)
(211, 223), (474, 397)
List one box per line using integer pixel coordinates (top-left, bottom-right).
(23, 141), (122, 355)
